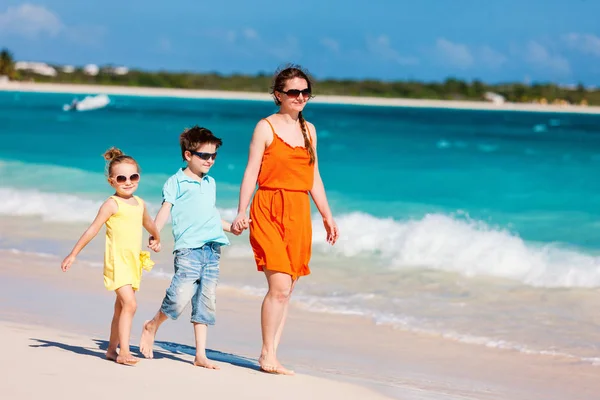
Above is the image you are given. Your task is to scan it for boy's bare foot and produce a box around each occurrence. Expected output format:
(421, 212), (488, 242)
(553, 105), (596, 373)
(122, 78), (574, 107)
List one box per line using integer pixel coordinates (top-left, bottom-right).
(193, 356), (220, 370)
(258, 354), (295, 375)
(139, 320), (156, 359)
(116, 352), (139, 366)
(105, 349), (119, 362)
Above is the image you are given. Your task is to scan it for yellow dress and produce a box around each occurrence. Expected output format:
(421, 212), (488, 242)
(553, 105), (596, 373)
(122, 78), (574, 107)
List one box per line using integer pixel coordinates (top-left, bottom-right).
(104, 195), (145, 291)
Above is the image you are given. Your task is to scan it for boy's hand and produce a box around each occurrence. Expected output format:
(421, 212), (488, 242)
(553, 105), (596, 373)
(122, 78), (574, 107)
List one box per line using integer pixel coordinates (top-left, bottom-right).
(61, 254), (76, 272)
(230, 224), (243, 236)
(148, 236), (161, 252)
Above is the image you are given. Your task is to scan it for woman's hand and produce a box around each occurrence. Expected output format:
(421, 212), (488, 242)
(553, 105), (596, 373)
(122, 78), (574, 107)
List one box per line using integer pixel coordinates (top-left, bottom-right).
(232, 212), (251, 232)
(323, 217), (339, 245)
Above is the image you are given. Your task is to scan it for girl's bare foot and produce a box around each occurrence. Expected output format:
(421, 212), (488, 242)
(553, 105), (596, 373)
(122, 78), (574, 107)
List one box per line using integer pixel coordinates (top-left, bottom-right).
(193, 356), (220, 369)
(116, 352), (139, 366)
(105, 349), (119, 362)
(259, 354), (294, 375)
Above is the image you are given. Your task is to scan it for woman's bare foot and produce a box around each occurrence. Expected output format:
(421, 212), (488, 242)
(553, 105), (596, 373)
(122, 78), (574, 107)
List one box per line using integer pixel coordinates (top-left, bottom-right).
(139, 320), (156, 359)
(105, 349), (119, 362)
(193, 356), (220, 370)
(258, 354), (295, 375)
(116, 352), (139, 366)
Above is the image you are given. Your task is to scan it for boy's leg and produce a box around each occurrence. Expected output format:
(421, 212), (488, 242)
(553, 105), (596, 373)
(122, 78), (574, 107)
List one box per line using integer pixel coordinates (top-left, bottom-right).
(115, 284), (138, 365)
(139, 310), (168, 358)
(106, 296), (122, 361)
(140, 249), (199, 359)
(192, 323), (219, 369)
(191, 243), (220, 369)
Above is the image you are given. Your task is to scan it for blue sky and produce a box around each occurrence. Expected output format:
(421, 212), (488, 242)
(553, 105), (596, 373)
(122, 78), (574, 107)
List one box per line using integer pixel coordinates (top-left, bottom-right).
(1, 0), (600, 84)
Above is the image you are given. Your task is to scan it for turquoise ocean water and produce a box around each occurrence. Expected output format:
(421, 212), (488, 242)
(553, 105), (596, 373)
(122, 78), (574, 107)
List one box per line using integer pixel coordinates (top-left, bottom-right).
(1, 91), (600, 363)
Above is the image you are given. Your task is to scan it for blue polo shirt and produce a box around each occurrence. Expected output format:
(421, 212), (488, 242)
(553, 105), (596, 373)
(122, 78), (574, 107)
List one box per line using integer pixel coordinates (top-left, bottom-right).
(162, 168), (230, 251)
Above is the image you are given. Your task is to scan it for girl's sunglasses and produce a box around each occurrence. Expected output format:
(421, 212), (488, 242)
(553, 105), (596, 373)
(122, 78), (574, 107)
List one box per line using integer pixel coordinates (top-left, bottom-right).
(191, 151), (217, 161)
(114, 173), (140, 183)
(279, 88), (312, 99)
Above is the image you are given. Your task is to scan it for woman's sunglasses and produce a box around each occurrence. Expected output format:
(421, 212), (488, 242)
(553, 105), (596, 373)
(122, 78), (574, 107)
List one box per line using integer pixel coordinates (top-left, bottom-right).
(279, 88), (312, 99)
(114, 173), (140, 183)
(191, 151), (218, 161)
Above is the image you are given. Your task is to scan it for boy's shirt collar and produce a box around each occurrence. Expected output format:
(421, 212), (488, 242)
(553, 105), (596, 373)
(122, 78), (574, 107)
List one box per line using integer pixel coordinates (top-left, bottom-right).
(176, 167), (210, 184)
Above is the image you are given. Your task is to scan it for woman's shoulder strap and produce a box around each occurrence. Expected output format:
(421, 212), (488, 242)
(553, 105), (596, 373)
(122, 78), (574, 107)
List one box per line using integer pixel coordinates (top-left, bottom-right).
(262, 118), (276, 135)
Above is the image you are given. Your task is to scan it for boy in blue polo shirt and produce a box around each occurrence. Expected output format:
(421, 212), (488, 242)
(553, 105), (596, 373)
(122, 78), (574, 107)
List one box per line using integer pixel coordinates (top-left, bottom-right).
(139, 126), (243, 369)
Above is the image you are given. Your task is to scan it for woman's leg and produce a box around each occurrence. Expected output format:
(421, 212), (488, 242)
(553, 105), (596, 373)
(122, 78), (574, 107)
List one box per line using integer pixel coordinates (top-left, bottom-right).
(274, 278), (298, 353)
(106, 296), (122, 361)
(259, 270), (294, 375)
(115, 285), (138, 365)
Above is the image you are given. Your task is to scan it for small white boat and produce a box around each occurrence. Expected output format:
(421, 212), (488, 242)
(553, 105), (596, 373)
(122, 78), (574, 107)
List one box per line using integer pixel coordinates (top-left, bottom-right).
(63, 94), (110, 111)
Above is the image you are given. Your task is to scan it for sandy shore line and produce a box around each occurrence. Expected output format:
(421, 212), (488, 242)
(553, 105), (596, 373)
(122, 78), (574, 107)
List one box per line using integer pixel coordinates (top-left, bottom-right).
(2, 81), (600, 114)
(2, 248), (599, 400)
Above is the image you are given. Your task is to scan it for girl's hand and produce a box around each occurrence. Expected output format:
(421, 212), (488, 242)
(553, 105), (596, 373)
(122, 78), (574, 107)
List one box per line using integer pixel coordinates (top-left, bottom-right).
(323, 217), (339, 245)
(148, 236), (161, 252)
(61, 254), (76, 272)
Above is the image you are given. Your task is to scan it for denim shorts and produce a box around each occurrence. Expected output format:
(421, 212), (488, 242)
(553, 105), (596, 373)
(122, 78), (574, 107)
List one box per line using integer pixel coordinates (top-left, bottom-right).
(160, 242), (221, 325)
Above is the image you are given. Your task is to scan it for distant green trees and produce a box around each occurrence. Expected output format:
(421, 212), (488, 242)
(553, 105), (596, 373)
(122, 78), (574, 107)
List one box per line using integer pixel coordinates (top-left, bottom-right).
(0, 48), (16, 79)
(4, 47), (599, 105)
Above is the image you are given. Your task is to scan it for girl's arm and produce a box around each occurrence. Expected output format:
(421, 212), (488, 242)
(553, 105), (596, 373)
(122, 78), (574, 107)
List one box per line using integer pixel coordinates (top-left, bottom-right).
(61, 198), (117, 271)
(308, 123), (339, 245)
(143, 202), (161, 251)
(233, 120), (270, 229)
(147, 202), (171, 249)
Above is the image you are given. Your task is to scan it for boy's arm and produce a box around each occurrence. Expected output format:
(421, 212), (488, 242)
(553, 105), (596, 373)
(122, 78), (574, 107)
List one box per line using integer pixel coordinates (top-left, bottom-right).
(221, 219), (233, 233)
(61, 199), (117, 271)
(153, 202), (172, 233)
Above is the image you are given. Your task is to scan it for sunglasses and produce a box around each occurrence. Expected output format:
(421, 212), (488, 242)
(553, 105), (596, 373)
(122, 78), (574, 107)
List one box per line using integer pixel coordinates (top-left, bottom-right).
(114, 173), (140, 183)
(191, 151), (218, 161)
(279, 88), (312, 99)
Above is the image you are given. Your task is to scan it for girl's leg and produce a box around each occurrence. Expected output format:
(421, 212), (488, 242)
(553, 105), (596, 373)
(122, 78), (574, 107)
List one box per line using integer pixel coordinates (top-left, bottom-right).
(106, 296), (122, 361)
(259, 270), (294, 375)
(273, 278), (298, 353)
(115, 285), (138, 365)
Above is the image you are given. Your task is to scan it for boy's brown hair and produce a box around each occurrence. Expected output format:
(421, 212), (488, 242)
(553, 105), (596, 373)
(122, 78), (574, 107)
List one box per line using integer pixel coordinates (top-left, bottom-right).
(179, 126), (223, 160)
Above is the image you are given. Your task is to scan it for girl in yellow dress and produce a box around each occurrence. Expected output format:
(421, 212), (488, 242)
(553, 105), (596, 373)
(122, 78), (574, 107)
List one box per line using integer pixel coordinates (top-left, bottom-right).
(61, 147), (161, 365)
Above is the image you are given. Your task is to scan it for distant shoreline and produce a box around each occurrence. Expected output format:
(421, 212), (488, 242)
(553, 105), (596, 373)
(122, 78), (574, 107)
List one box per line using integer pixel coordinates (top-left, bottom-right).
(2, 81), (600, 114)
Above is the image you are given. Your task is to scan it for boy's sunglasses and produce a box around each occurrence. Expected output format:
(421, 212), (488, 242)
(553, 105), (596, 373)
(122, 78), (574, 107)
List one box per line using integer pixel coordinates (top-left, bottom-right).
(114, 173), (140, 183)
(191, 151), (217, 161)
(279, 88), (312, 99)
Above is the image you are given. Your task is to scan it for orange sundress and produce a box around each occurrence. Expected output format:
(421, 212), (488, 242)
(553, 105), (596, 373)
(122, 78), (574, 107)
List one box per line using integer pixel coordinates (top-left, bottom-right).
(249, 118), (315, 280)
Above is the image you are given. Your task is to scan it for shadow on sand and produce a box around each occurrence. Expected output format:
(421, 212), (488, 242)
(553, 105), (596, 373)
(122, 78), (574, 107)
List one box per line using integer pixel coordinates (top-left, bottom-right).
(29, 338), (260, 371)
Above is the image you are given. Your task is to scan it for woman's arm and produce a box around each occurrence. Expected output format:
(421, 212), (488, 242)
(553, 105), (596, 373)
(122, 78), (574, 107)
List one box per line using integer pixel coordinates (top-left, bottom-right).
(308, 123), (339, 245)
(233, 120), (270, 228)
(61, 198), (117, 271)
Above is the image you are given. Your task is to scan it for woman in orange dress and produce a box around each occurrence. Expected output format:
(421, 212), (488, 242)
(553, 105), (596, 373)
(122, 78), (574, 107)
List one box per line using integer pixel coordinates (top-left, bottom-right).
(233, 65), (339, 375)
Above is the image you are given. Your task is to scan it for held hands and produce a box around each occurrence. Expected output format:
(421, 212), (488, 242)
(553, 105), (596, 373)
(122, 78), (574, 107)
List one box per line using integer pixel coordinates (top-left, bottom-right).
(231, 213), (251, 236)
(323, 216), (339, 245)
(148, 236), (161, 252)
(61, 254), (76, 272)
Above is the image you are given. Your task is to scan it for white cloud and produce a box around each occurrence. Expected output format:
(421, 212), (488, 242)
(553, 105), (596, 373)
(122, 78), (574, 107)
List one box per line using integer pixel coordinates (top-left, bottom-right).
(242, 28), (258, 40)
(524, 40), (570, 75)
(435, 38), (474, 69)
(0, 4), (63, 38)
(157, 37), (172, 53)
(562, 33), (600, 57)
(479, 45), (507, 68)
(366, 35), (419, 66)
(320, 37), (340, 53)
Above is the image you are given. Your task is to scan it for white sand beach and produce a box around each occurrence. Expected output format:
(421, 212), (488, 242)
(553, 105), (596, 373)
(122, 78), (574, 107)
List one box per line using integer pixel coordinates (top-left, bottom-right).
(1, 246), (599, 400)
(1, 80), (600, 114)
